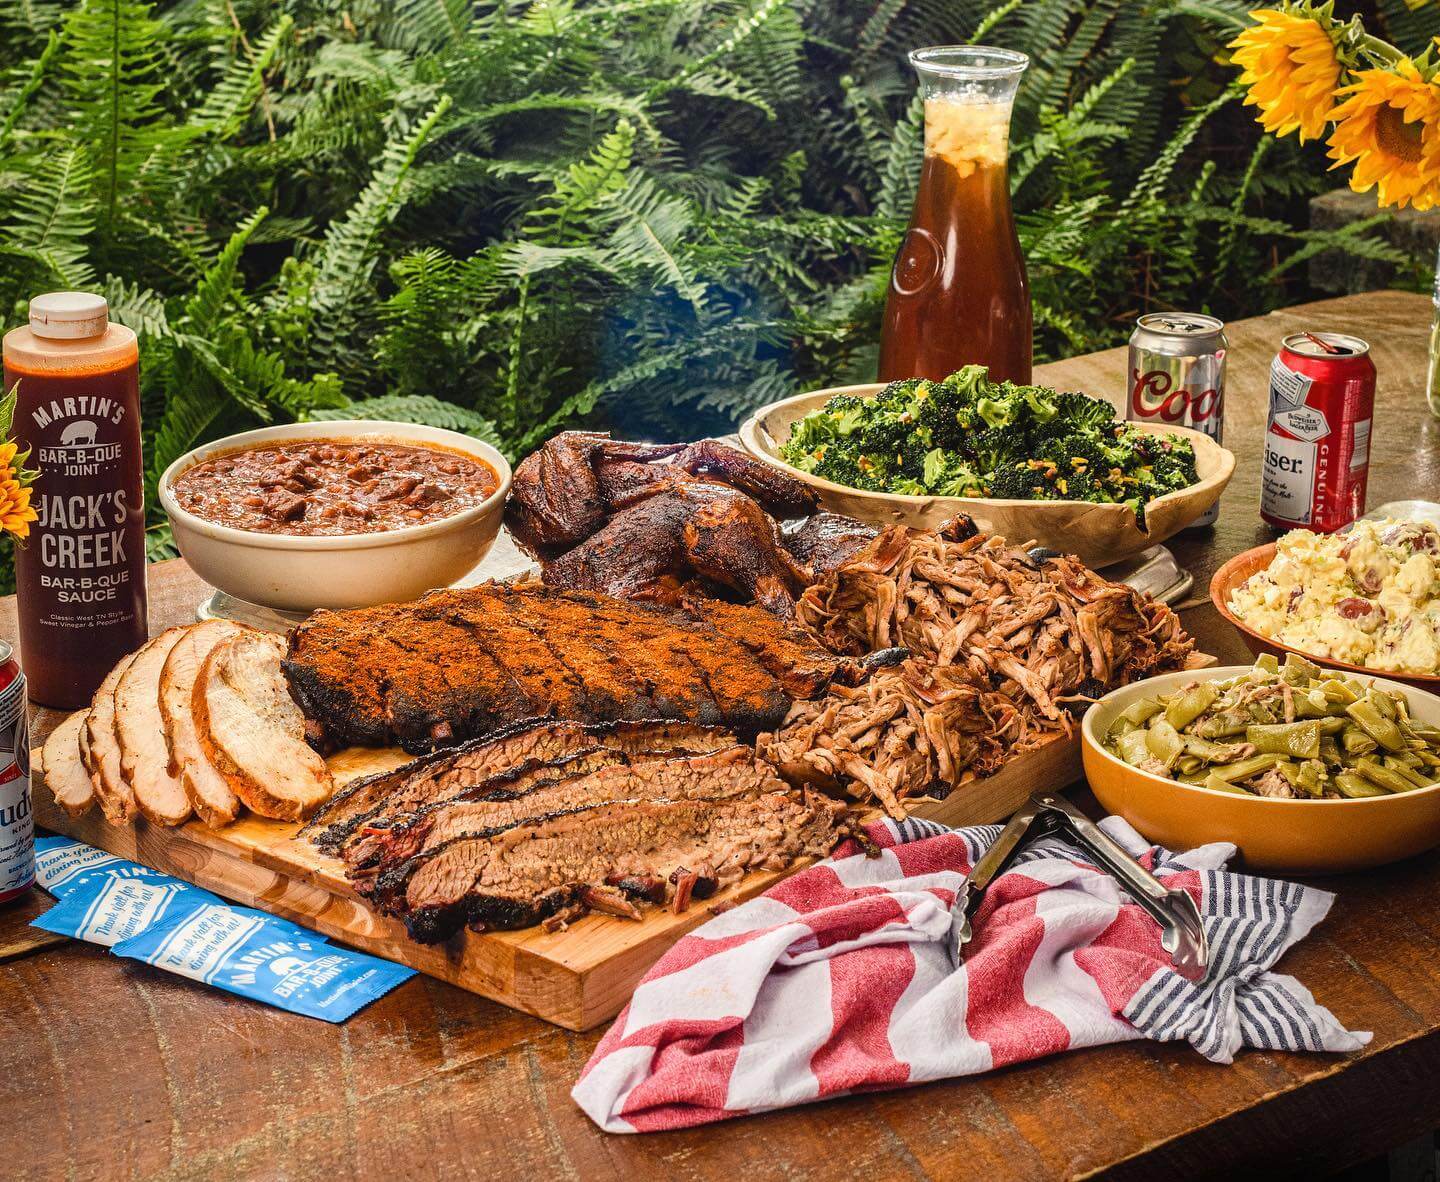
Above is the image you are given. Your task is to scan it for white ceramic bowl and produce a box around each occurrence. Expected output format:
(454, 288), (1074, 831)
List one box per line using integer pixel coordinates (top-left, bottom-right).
(158, 420), (511, 612)
(740, 384), (1235, 569)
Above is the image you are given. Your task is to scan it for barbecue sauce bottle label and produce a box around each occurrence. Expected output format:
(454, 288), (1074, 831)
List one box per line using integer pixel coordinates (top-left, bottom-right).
(2, 292), (148, 708)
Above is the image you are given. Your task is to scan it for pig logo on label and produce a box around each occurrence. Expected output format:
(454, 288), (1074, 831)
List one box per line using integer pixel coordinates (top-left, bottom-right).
(59, 420), (98, 448)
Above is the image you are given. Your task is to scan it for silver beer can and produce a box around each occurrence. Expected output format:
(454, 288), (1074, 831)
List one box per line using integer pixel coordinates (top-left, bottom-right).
(1127, 313), (1228, 528)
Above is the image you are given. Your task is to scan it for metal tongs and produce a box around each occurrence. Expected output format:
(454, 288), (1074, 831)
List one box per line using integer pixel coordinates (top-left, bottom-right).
(949, 793), (1208, 979)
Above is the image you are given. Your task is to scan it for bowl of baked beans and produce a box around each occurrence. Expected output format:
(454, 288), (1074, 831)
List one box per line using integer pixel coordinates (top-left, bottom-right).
(159, 420), (511, 611)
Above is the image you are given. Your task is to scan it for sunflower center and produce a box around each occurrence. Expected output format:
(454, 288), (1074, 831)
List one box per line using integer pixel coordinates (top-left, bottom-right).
(1374, 103), (1424, 163)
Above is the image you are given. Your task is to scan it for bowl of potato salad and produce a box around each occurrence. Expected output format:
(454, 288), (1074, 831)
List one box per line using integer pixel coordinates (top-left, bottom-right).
(1081, 655), (1440, 873)
(1211, 519), (1440, 691)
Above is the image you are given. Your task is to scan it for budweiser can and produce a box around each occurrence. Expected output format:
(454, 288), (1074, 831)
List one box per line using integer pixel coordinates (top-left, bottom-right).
(0, 640), (31, 903)
(1261, 332), (1375, 533)
(1127, 313), (1227, 527)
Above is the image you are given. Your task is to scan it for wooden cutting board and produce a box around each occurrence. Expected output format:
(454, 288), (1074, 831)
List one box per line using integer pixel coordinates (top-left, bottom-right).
(32, 656), (1213, 1030)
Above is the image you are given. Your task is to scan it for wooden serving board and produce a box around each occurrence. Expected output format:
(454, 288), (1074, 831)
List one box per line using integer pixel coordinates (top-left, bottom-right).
(32, 656), (1213, 1030)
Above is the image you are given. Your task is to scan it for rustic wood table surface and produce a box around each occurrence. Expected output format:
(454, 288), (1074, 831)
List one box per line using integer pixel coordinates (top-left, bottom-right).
(2, 290), (1437, 1182)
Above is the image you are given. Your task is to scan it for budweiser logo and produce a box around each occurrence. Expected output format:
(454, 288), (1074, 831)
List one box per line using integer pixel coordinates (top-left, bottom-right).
(1129, 368), (1223, 424)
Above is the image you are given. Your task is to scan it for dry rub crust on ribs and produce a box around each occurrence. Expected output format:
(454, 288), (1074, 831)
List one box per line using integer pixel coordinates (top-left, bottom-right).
(762, 522), (1196, 814)
(284, 584), (857, 753)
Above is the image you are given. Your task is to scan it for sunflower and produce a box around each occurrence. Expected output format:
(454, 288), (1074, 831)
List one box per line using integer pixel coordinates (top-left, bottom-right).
(1327, 59), (1440, 211)
(0, 442), (37, 541)
(1230, 7), (1343, 142)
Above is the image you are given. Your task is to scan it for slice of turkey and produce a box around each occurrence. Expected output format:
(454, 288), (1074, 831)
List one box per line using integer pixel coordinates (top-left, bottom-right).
(194, 631), (333, 820)
(115, 627), (193, 827)
(159, 620), (244, 827)
(84, 650), (139, 823)
(42, 711), (94, 818)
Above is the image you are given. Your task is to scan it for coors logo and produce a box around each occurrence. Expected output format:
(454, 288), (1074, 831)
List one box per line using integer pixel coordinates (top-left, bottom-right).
(1129, 368), (1224, 427)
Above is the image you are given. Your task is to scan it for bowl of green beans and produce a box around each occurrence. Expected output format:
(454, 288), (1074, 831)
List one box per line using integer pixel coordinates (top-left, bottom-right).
(1080, 653), (1440, 873)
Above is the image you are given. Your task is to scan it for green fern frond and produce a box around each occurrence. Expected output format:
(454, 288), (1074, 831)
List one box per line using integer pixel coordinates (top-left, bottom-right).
(309, 395), (504, 447)
(102, 275), (168, 337)
(307, 94), (451, 367)
(182, 206), (268, 329)
(193, 15), (292, 137)
(59, 0), (172, 222)
(0, 27), (58, 149)
(3, 144), (97, 285)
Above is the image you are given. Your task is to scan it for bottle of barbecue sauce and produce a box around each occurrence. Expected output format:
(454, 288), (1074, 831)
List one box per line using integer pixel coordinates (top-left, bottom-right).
(3, 292), (148, 708)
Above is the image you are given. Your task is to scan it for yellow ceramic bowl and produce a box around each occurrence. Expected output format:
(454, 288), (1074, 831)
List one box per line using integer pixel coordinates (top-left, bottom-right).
(1081, 666), (1440, 874)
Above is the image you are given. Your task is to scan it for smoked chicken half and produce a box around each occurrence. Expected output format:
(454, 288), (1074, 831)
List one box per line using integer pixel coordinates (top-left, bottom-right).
(504, 432), (875, 615)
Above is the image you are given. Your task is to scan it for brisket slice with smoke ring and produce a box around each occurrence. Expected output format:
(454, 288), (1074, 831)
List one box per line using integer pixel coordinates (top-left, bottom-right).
(354, 747), (767, 901)
(395, 790), (846, 942)
(339, 747), (634, 873)
(302, 719), (738, 853)
(284, 585), (855, 753)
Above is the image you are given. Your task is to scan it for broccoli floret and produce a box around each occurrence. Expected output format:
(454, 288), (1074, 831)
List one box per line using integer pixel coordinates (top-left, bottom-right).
(988, 463), (1046, 500)
(976, 380), (1060, 431)
(919, 448), (987, 497)
(890, 476), (927, 496)
(1052, 468), (1100, 501)
(1108, 425), (1165, 467)
(1151, 451), (1198, 492)
(964, 425), (1029, 475)
(1054, 391), (1117, 435)
(814, 447), (884, 491)
(778, 439), (822, 473)
(1033, 431), (1112, 474)
(916, 368), (988, 447)
(893, 430), (936, 479)
(1156, 433), (1196, 468)
(870, 378), (930, 419)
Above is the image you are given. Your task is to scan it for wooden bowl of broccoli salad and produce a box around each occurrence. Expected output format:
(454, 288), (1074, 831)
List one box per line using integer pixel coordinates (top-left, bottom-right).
(739, 366), (1235, 569)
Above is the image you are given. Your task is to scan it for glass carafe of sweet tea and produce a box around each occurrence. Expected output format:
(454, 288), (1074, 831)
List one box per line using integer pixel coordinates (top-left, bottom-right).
(878, 46), (1032, 385)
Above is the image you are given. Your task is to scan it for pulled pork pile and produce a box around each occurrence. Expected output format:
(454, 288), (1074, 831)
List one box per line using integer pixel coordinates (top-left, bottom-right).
(760, 523), (1195, 814)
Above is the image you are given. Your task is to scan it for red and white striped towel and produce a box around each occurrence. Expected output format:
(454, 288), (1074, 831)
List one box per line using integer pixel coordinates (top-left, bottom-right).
(573, 815), (1370, 1133)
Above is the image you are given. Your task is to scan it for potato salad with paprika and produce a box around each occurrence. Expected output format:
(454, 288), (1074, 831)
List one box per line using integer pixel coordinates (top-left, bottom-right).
(1228, 519), (1440, 675)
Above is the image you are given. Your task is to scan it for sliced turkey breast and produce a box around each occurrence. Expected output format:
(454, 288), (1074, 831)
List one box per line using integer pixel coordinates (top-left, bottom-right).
(42, 711), (94, 818)
(84, 650), (139, 823)
(194, 631), (333, 820)
(159, 620), (243, 827)
(115, 627), (193, 826)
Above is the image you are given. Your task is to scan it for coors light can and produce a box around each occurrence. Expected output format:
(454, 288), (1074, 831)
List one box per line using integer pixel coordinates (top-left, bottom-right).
(1261, 332), (1375, 533)
(0, 640), (31, 904)
(1127, 313), (1227, 528)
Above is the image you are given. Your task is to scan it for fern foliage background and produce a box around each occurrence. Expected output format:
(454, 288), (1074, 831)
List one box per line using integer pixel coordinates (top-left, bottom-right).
(0, 0), (1427, 584)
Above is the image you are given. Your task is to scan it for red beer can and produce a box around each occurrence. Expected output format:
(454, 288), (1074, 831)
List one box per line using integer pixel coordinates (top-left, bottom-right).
(1261, 332), (1375, 533)
(0, 639), (32, 903)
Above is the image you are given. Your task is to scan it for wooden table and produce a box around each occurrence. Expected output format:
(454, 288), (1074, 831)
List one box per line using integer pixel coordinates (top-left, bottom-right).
(3, 291), (1437, 1182)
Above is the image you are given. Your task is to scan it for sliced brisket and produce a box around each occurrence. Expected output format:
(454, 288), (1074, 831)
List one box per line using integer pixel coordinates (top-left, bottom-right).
(352, 747), (769, 900)
(302, 718), (738, 852)
(397, 790), (846, 942)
